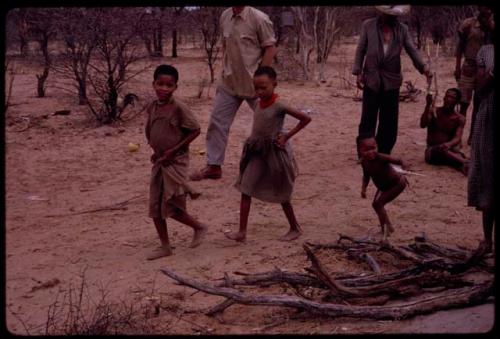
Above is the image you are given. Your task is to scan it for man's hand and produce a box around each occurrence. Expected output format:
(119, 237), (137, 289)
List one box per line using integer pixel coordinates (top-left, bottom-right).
(356, 74), (364, 90)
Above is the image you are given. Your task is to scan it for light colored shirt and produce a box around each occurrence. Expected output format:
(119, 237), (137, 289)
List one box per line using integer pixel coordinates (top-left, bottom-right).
(219, 6), (276, 98)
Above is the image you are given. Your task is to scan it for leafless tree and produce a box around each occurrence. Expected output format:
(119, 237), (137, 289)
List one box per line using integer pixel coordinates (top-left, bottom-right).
(24, 8), (59, 97)
(85, 8), (148, 124)
(5, 8), (30, 56)
(170, 7), (186, 58)
(50, 8), (99, 105)
(410, 6), (475, 50)
(313, 7), (348, 82)
(4, 59), (16, 114)
(140, 7), (168, 57)
(291, 7), (315, 80)
(193, 7), (223, 83)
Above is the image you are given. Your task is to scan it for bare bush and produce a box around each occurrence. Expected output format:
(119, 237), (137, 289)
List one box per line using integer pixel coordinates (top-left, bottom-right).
(24, 8), (59, 98)
(192, 6), (223, 84)
(85, 8), (149, 124)
(50, 8), (99, 105)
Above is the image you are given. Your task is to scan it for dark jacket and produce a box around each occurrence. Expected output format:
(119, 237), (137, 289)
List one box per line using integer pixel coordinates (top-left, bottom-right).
(352, 17), (426, 92)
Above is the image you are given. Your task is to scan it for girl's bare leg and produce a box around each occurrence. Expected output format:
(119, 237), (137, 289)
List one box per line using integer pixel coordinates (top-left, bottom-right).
(225, 194), (251, 242)
(279, 201), (302, 241)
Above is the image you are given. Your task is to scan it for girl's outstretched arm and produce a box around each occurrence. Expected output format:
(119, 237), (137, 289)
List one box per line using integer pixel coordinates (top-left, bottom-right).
(276, 107), (311, 148)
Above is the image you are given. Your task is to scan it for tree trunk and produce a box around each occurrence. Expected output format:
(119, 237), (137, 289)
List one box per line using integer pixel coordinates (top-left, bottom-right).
(209, 62), (215, 83)
(172, 29), (178, 58)
(153, 27), (163, 57)
(36, 36), (50, 98)
(77, 79), (88, 105)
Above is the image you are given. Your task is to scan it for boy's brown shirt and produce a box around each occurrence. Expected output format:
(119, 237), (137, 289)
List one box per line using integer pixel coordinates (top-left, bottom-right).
(145, 97), (200, 157)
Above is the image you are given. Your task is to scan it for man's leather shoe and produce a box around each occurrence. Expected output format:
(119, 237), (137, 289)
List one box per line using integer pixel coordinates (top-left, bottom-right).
(190, 165), (222, 181)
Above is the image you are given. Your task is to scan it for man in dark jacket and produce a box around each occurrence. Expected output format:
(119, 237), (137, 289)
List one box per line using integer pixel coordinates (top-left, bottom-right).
(353, 5), (432, 154)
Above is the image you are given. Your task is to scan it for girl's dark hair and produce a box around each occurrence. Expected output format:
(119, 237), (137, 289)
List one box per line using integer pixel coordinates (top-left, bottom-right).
(154, 64), (179, 82)
(254, 66), (277, 80)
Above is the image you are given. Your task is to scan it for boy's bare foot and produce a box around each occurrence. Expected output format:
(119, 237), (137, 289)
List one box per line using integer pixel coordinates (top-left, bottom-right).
(147, 246), (173, 260)
(224, 231), (246, 242)
(279, 229), (302, 241)
(189, 224), (208, 248)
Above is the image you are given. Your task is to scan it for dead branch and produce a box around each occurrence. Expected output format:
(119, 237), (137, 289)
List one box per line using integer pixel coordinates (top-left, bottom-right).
(160, 268), (493, 320)
(216, 268), (325, 289)
(204, 299), (236, 316)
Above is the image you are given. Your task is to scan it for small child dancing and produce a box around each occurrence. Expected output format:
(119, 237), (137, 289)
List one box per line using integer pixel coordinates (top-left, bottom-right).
(145, 64), (208, 260)
(357, 136), (408, 240)
(225, 66), (311, 242)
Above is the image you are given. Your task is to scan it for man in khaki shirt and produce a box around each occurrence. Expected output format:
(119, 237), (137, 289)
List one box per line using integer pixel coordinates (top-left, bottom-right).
(191, 6), (277, 180)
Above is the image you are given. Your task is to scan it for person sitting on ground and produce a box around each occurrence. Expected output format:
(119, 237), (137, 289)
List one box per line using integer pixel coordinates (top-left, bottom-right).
(357, 137), (408, 241)
(420, 88), (469, 175)
(224, 66), (311, 243)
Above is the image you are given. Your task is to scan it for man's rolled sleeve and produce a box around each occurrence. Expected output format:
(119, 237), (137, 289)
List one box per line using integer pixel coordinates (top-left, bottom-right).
(257, 17), (277, 48)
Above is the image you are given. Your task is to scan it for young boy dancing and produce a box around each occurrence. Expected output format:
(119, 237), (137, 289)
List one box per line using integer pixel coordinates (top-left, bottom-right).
(145, 64), (207, 260)
(357, 137), (408, 240)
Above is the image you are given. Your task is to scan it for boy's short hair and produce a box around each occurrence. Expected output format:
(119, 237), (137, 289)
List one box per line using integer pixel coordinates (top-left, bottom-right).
(154, 64), (179, 83)
(254, 66), (277, 80)
(446, 88), (462, 102)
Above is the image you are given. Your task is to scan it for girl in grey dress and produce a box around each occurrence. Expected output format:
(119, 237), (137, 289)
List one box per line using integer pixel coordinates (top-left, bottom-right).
(225, 66), (311, 242)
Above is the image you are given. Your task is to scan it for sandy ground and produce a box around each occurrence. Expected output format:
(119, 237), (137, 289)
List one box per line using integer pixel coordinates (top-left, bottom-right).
(5, 40), (494, 335)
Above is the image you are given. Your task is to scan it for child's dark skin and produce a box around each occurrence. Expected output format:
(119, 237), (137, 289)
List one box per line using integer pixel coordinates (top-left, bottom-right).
(359, 137), (407, 240)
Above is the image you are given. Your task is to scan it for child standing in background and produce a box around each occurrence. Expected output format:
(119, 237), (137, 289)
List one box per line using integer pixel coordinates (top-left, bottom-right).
(225, 66), (311, 243)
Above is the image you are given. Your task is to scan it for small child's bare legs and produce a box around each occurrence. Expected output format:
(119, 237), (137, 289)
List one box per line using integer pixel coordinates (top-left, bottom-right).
(279, 201), (302, 241)
(372, 178), (406, 239)
(225, 194), (251, 242)
(148, 218), (174, 260)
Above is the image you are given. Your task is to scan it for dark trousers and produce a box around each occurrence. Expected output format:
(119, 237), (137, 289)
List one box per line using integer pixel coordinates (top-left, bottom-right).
(358, 86), (400, 154)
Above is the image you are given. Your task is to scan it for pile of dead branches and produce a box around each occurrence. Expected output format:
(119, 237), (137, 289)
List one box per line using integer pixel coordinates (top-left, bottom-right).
(161, 234), (494, 321)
